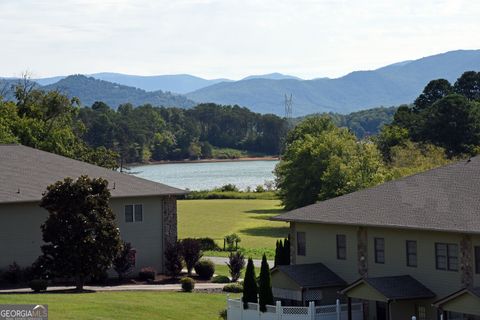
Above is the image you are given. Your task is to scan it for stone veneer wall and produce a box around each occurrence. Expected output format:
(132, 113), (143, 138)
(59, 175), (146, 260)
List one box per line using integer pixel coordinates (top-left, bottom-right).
(460, 234), (474, 288)
(290, 223), (296, 265)
(357, 227), (368, 278)
(162, 196), (178, 251)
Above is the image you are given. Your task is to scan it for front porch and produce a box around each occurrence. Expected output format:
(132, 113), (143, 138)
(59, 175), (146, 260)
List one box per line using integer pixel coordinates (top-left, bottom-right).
(339, 275), (436, 320)
(433, 287), (480, 319)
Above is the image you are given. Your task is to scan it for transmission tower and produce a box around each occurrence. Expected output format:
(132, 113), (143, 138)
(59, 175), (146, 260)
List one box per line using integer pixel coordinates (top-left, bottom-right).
(284, 93), (293, 120)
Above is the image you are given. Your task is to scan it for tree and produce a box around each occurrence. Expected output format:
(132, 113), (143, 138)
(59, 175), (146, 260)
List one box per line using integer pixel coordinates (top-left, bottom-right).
(414, 79), (452, 111)
(375, 125), (410, 162)
(275, 116), (385, 210)
(227, 251), (245, 282)
(454, 71), (480, 101)
(258, 254), (274, 312)
(113, 242), (135, 280)
(39, 176), (121, 290)
(164, 242), (183, 278)
(181, 238), (202, 276)
(242, 258), (258, 309)
(282, 236), (291, 265)
(274, 240), (282, 267)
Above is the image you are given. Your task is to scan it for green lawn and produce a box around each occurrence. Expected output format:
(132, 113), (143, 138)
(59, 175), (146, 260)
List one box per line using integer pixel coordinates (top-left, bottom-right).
(178, 199), (288, 259)
(214, 264), (260, 279)
(0, 292), (234, 320)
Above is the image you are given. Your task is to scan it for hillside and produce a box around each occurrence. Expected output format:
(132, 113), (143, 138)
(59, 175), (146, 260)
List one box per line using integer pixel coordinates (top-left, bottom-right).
(43, 75), (195, 108)
(186, 50), (480, 115)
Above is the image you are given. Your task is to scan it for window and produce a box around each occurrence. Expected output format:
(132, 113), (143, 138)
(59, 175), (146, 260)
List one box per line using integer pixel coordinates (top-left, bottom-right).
(435, 243), (458, 271)
(125, 204), (143, 223)
(336, 235), (346, 260)
(297, 232), (306, 256)
(476, 246), (480, 274)
(416, 305), (427, 320)
(374, 238), (385, 264)
(406, 240), (417, 267)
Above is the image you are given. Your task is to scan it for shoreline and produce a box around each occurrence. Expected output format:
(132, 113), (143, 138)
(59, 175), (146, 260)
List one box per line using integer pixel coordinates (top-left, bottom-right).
(127, 156), (280, 167)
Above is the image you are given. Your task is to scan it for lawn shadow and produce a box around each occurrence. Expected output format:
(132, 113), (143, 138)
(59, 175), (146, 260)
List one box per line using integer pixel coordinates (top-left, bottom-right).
(239, 226), (289, 238)
(245, 208), (285, 215)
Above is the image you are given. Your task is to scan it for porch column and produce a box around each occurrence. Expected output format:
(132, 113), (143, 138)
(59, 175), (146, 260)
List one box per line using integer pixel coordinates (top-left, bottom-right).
(386, 301), (391, 320)
(347, 297), (352, 320)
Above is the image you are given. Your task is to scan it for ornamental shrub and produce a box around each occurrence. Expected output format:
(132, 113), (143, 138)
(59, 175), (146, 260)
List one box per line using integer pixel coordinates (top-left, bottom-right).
(180, 277), (195, 292)
(194, 259), (215, 280)
(138, 267), (156, 281)
(29, 279), (48, 292)
(212, 275), (230, 283)
(223, 282), (243, 293)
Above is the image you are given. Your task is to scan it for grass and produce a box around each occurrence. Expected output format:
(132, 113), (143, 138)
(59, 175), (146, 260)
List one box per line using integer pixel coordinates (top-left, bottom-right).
(186, 190), (278, 200)
(178, 199), (288, 259)
(214, 264), (260, 279)
(0, 292), (236, 320)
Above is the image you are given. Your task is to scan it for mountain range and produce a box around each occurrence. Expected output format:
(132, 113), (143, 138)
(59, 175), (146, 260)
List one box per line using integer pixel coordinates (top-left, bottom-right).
(1, 49), (479, 115)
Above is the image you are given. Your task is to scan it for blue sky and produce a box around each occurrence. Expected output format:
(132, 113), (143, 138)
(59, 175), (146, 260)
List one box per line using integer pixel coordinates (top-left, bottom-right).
(0, 0), (479, 80)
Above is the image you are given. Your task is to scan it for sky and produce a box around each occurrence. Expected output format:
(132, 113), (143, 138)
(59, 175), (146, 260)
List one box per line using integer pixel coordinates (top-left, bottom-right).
(0, 0), (479, 80)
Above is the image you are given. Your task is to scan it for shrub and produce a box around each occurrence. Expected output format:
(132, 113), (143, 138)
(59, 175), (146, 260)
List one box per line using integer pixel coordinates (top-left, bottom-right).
(165, 242), (183, 278)
(113, 242), (135, 279)
(219, 184), (239, 192)
(194, 259), (215, 280)
(29, 279), (48, 292)
(227, 251), (245, 282)
(255, 185), (265, 193)
(89, 270), (109, 285)
(3, 262), (23, 284)
(219, 309), (227, 320)
(180, 277), (195, 292)
(181, 238), (202, 276)
(138, 267), (156, 281)
(224, 233), (241, 251)
(196, 238), (220, 251)
(223, 282), (243, 293)
(212, 275), (230, 283)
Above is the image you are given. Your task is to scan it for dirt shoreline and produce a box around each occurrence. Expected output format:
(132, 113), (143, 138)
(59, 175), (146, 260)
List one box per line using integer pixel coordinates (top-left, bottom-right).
(127, 156), (279, 167)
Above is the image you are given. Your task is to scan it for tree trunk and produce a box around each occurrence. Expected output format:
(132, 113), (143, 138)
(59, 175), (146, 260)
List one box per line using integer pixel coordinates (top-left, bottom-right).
(75, 275), (85, 291)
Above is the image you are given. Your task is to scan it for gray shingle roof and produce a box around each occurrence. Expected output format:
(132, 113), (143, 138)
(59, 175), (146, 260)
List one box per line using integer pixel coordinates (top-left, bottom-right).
(273, 156), (480, 234)
(0, 144), (187, 203)
(273, 263), (346, 289)
(342, 275), (435, 301)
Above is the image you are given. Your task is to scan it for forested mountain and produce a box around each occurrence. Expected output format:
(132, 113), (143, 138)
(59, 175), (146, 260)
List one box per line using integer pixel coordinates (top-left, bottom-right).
(43, 75), (196, 109)
(187, 50), (480, 115)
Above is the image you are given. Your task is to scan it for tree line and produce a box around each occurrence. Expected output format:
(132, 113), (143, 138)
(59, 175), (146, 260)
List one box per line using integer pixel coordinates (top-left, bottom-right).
(275, 71), (480, 210)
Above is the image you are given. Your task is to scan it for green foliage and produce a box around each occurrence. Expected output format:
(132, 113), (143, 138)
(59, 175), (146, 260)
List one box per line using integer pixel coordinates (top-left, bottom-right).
(195, 238), (221, 251)
(180, 277), (195, 292)
(212, 275), (230, 283)
(29, 279), (48, 292)
(274, 237), (291, 267)
(181, 238), (203, 276)
(242, 258), (258, 309)
(258, 254), (274, 312)
(227, 252), (246, 282)
(219, 309), (228, 320)
(138, 267), (156, 281)
(275, 116), (386, 210)
(113, 242), (135, 280)
(39, 176), (122, 290)
(194, 259), (215, 280)
(376, 125), (410, 161)
(164, 242), (184, 278)
(223, 283), (243, 293)
(224, 233), (241, 251)
(186, 190), (277, 200)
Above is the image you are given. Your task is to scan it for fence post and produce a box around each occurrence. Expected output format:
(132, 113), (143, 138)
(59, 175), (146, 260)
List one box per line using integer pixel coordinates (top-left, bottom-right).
(309, 301), (315, 320)
(336, 299), (340, 320)
(276, 301), (282, 320)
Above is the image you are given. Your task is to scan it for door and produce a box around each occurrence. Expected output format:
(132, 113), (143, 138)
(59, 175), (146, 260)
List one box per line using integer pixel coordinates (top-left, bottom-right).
(376, 301), (387, 320)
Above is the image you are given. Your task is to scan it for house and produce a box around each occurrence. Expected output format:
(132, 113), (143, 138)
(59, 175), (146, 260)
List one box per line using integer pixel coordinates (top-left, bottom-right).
(0, 144), (187, 274)
(272, 157), (480, 320)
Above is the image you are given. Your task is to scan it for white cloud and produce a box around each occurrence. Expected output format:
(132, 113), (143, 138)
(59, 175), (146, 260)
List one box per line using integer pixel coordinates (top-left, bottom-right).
(0, 0), (479, 79)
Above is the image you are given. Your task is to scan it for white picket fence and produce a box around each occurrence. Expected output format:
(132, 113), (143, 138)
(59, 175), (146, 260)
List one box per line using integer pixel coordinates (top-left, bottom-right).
(227, 298), (363, 320)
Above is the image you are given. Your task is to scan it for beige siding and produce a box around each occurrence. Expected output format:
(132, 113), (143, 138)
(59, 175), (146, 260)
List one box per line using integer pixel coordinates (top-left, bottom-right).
(271, 270), (301, 290)
(294, 223), (359, 283)
(0, 196), (168, 274)
(441, 293), (480, 315)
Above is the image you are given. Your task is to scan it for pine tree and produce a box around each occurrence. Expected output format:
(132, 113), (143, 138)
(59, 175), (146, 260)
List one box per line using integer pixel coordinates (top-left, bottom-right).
(242, 258), (258, 309)
(283, 236), (291, 265)
(274, 240), (283, 267)
(258, 254), (274, 312)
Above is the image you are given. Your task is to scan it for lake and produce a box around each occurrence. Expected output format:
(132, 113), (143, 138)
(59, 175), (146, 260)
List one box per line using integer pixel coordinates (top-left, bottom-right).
(129, 160), (279, 191)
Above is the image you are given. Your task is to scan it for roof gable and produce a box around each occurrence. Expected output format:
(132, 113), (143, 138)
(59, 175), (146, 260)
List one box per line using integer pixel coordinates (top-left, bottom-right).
(273, 263), (346, 289)
(0, 145), (186, 203)
(274, 157), (480, 234)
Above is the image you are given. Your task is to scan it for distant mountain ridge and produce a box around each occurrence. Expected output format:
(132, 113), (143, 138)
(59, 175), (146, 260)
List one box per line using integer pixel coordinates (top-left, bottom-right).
(186, 49), (480, 115)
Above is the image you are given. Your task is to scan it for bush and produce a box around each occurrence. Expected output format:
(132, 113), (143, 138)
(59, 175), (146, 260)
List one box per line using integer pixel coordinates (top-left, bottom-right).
(227, 251), (245, 282)
(212, 275), (230, 283)
(224, 233), (241, 251)
(3, 262), (23, 284)
(181, 238), (202, 276)
(138, 267), (156, 281)
(219, 184), (239, 192)
(255, 185), (265, 193)
(165, 242), (183, 278)
(219, 309), (227, 320)
(180, 277), (195, 292)
(196, 238), (220, 251)
(194, 259), (215, 280)
(29, 279), (48, 292)
(223, 282), (243, 293)
(113, 242), (135, 279)
(89, 270), (109, 285)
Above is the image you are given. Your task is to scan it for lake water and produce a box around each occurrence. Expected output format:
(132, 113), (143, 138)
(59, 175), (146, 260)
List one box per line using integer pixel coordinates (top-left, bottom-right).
(129, 160), (279, 191)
